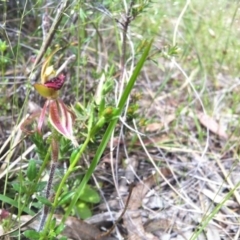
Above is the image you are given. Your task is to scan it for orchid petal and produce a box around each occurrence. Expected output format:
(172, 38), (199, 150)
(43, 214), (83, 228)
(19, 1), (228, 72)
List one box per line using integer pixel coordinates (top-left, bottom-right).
(21, 111), (41, 134)
(37, 100), (49, 134)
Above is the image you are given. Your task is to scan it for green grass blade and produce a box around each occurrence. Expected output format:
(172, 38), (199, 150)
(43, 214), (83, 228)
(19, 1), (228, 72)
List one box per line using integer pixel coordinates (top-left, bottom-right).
(0, 194), (35, 215)
(63, 39), (153, 221)
(190, 181), (240, 240)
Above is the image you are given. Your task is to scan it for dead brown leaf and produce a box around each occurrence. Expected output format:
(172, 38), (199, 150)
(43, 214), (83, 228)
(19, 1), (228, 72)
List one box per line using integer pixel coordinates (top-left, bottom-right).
(145, 114), (175, 132)
(197, 112), (228, 139)
(61, 216), (110, 240)
(145, 123), (163, 132)
(17, 214), (111, 240)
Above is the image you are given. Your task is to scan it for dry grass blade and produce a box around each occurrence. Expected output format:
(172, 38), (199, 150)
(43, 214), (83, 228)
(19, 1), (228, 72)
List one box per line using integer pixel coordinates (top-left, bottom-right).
(215, 156), (240, 206)
(0, 117), (26, 169)
(0, 212), (41, 238)
(197, 112), (228, 139)
(0, 132), (50, 180)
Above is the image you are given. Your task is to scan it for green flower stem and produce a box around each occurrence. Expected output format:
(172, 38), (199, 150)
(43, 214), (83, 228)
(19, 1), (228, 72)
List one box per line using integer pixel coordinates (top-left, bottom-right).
(16, 145), (50, 222)
(41, 132), (92, 237)
(61, 39), (153, 223)
(36, 145), (51, 181)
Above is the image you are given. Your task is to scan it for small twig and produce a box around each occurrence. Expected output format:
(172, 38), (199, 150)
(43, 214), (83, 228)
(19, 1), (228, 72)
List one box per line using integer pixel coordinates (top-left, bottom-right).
(96, 183), (135, 239)
(42, 10), (51, 41)
(38, 161), (58, 231)
(56, 54), (76, 76)
(119, 0), (135, 82)
(29, 0), (70, 82)
(0, 211), (41, 238)
(0, 132), (51, 180)
(112, 1), (136, 221)
(0, 117), (27, 166)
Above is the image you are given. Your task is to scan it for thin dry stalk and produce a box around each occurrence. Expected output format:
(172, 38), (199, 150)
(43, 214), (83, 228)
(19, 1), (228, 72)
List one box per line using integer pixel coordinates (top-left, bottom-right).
(38, 136), (59, 231)
(29, 0), (71, 82)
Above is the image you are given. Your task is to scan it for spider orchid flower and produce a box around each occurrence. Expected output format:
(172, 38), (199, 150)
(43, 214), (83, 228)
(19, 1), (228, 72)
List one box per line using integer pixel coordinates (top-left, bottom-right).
(28, 48), (77, 146)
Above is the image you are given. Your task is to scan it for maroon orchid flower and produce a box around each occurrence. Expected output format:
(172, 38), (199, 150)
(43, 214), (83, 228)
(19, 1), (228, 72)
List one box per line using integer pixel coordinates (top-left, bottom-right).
(22, 48), (77, 146)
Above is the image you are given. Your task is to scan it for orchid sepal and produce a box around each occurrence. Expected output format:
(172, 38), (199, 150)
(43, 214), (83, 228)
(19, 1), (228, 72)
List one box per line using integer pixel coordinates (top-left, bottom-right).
(49, 100), (77, 146)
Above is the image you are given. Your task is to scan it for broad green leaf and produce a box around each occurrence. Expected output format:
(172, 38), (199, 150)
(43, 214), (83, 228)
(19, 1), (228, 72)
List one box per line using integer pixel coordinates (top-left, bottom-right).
(55, 223), (66, 235)
(70, 148), (79, 165)
(36, 181), (47, 192)
(59, 237), (67, 240)
(79, 185), (100, 203)
(98, 98), (105, 116)
(76, 202), (92, 219)
(23, 230), (40, 239)
(12, 182), (23, 192)
(36, 196), (52, 206)
(31, 201), (42, 209)
(58, 191), (75, 206)
(50, 217), (57, 229)
(0, 194), (35, 215)
(27, 159), (37, 181)
(0, 39), (7, 52)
